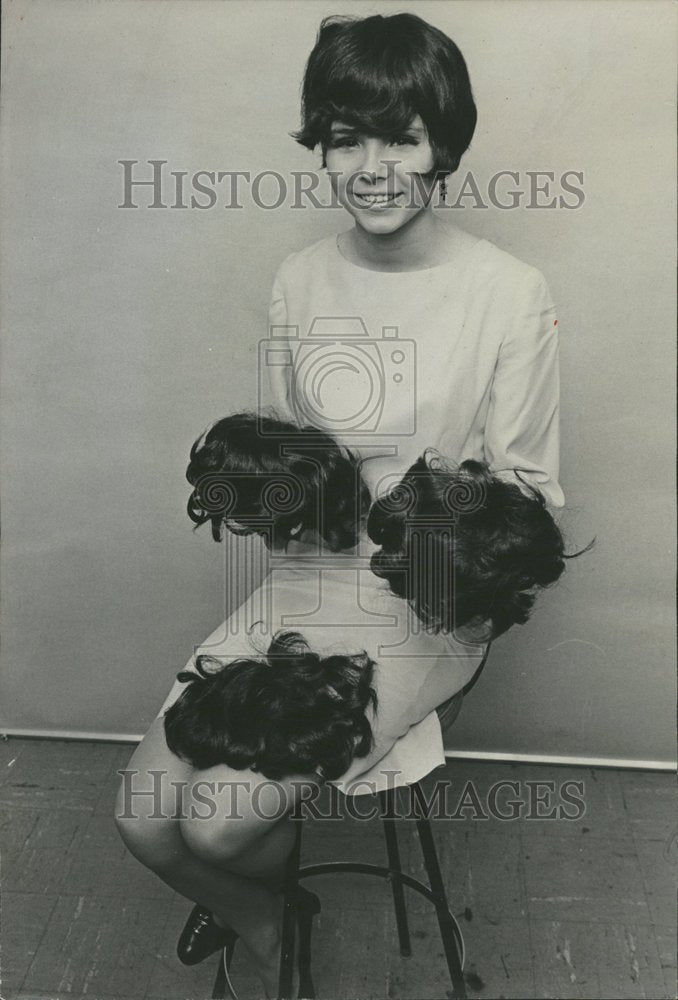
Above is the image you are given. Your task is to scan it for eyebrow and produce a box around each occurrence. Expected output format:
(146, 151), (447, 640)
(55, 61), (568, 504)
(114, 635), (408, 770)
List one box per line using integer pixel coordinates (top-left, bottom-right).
(330, 122), (426, 136)
(330, 124), (359, 135)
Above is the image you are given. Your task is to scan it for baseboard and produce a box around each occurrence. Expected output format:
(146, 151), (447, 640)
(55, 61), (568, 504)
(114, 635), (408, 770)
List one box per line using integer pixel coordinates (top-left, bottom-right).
(1, 727), (142, 743)
(443, 749), (676, 771)
(1, 727), (675, 771)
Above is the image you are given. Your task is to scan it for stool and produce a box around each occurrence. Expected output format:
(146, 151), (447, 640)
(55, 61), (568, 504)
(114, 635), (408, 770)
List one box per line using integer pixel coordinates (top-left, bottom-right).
(277, 782), (467, 1000)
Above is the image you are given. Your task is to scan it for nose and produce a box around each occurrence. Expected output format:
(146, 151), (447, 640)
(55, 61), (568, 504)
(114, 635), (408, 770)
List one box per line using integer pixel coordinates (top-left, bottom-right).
(358, 141), (395, 183)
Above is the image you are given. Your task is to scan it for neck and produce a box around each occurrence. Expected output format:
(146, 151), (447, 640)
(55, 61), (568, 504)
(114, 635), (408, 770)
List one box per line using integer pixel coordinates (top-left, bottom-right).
(284, 526), (377, 559)
(346, 211), (455, 271)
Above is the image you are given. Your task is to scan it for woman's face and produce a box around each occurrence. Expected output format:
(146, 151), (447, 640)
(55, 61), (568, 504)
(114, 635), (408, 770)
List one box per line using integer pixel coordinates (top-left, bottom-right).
(324, 115), (437, 236)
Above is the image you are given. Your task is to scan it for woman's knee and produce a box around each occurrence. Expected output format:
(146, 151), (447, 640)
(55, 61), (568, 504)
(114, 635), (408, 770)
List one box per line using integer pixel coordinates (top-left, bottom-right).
(178, 811), (253, 867)
(114, 772), (185, 873)
(115, 816), (179, 872)
(114, 720), (195, 866)
(177, 766), (294, 865)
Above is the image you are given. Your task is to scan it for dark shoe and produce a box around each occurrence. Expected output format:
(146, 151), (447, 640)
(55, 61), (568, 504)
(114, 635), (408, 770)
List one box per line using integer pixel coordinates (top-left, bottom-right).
(177, 904), (238, 967)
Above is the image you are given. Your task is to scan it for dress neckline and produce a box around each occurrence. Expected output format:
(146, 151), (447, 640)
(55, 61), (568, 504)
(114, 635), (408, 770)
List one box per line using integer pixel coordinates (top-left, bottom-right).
(332, 232), (488, 276)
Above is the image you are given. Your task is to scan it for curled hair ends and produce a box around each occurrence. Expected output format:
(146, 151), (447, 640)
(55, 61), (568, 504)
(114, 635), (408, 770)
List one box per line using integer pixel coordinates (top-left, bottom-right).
(185, 412), (370, 552)
(368, 458), (578, 638)
(163, 631), (377, 780)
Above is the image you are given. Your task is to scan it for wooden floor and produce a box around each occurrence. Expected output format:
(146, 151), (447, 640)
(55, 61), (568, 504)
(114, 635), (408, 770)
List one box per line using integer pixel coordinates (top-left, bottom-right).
(0, 737), (675, 1000)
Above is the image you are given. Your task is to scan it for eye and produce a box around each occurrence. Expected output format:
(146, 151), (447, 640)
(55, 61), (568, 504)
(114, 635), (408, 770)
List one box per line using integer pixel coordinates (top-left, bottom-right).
(389, 135), (419, 147)
(328, 136), (360, 150)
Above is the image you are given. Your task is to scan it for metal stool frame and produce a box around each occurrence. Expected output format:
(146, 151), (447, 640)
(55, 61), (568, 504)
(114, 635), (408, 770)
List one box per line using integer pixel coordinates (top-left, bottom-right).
(277, 783), (467, 1000)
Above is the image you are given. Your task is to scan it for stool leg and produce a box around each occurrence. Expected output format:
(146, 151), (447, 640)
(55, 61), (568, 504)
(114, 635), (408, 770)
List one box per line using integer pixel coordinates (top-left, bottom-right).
(212, 956), (226, 1000)
(211, 948), (238, 1000)
(297, 899), (316, 999)
(415, 815), (467, 999)
(278, 819), (303, 1000)
(381, 808), (412, 957)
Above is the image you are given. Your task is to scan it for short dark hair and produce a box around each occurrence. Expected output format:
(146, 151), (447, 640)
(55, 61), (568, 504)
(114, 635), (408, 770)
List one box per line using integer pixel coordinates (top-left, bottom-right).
(163, 631), (377, 780)
(295, 13), (477, 174)
(368, 456), (570, 639)
(186, 411), (370, 551)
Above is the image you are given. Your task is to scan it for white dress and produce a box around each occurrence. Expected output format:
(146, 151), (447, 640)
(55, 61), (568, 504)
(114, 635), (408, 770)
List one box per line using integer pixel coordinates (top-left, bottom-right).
(265, 233), (563, 507)
(158, 537), (486, 793)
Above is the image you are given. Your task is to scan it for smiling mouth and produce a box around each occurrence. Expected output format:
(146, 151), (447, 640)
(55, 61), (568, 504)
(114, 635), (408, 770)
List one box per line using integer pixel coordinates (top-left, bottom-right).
(353, 192), (401, 208)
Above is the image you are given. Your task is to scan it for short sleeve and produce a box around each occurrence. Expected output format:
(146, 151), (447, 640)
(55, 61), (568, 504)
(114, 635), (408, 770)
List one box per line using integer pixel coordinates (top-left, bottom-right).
(484, 269), (564, 507)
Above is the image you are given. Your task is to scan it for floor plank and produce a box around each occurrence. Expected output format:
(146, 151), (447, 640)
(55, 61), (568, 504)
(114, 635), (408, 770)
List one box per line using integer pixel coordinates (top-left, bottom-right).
(654, 924), (678, 998)
(0, 740), (119, 811)
(619, 770), (677, 843)
(3, 808), (92, 895)
(634, 837), (678, 928)
(1, 738), (675, 1000)
(60, 812), (174, 900)
(19, 894), (173, 997)
(406, 824), (525, 923)
(530, 920), (668, 999)
(1, 892), (58, 997)
(522, 834), (651, 924)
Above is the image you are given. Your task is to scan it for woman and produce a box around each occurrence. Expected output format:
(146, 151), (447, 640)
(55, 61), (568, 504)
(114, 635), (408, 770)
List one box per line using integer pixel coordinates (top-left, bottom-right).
(267, 12), (563, 507)
(116, 412), (567, 998)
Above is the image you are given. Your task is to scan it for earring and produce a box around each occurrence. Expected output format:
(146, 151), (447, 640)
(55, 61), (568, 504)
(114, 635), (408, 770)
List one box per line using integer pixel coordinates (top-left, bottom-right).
(439, 176), (447, 202)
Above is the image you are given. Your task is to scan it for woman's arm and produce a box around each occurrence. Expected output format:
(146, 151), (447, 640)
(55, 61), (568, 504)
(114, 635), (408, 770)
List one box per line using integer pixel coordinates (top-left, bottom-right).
(484, 269), (564, 507)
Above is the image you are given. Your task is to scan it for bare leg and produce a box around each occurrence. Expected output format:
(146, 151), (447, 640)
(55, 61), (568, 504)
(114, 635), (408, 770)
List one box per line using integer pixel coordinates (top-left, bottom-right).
(214, 815), (301, 999)
(115, 719), (312, 996)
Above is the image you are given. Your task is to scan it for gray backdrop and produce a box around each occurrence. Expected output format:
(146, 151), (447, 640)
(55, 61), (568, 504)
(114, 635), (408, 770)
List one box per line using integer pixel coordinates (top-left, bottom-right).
(1, 0), (675, 763)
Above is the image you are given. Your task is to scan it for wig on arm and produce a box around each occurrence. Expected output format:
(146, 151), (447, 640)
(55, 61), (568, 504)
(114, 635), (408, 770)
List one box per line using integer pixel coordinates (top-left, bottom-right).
(368, 456), (576, 639)
(186, 411), (370, 552)
(163, 632), (377, 781)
